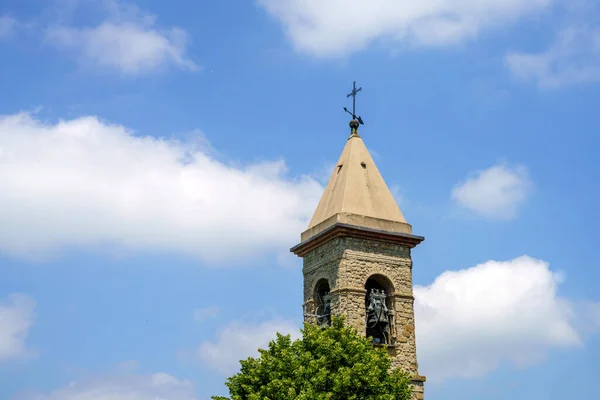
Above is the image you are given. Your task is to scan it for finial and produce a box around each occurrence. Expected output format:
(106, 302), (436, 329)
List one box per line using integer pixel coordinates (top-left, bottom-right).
(349, 119), (360, 137)
(343, 81), (364, 138)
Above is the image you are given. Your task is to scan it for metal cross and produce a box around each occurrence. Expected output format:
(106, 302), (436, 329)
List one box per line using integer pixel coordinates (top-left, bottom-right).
(346, 81), (362, 117)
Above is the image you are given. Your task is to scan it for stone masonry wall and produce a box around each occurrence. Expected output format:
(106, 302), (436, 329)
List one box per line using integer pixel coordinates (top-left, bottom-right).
(302, 236), (423, 399)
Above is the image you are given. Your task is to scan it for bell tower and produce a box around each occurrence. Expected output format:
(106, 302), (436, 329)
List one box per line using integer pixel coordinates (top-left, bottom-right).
(291, 114), (426, 399)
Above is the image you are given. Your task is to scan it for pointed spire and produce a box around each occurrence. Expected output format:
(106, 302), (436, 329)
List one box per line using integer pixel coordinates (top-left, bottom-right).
(301, 132), (412, 242)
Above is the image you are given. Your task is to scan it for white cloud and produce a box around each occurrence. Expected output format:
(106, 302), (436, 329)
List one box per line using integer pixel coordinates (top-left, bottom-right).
(414, 256), (598, 381)
(0, 112), (322, 263)
(389, 184), (409, 211)
(0, 293), (36, 361)
(197, 319), (301, 375)
(45, 1), (197, 74)
(193, 306), (219, 323)
(257, 0), (552, 58)
(195, 255), (600, 381)
(505, 25), (600, 88)
(15, 372), (196, 400)
(0, 15), (18, 39)
(114, 359), (140, 373)
(451, 163), (533, 219)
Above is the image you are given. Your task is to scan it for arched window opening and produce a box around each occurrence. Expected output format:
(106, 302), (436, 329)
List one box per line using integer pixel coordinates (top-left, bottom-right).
(314, 279), (331, 328)
(365, 275), (394, 345)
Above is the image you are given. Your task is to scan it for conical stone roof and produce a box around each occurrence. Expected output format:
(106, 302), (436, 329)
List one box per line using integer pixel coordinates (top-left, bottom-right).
(301, 130), (412, 242)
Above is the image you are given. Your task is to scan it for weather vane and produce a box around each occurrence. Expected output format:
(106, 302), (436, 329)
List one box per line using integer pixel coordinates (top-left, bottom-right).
(344, 81), (364, 126)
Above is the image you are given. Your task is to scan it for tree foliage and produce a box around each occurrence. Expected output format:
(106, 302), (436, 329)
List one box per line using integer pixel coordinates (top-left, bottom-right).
(212, 317), (412, 400)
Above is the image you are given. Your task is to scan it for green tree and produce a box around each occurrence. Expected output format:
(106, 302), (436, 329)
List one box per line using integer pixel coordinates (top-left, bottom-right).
(212, 317), (412, 400)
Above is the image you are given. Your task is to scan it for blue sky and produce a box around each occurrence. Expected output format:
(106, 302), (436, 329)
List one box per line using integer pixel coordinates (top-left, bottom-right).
(1, 0), (599, 399)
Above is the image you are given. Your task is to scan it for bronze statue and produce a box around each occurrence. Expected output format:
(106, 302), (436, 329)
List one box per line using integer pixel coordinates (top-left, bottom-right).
(317, 293), (331, 328)
(366, 288), (392, 344)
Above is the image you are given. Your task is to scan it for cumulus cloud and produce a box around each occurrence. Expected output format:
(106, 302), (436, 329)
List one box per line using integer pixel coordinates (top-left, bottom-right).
(414, 256), (598, 381)
(15, 371), (196, 400)
(195, 256), (599, 381)
(45, 0), (197, 74)
(197, 319), (301, 375)
(257, 0), (552, 57)
(193, 306), (220, 323)
(0, 293), (36, 361)
(451, 163), (533, 219)
(0, 112), (322, 262)
(506, 25), (600, 88)
(584, 302), (600, 331)
(114, 359), (140, 373)
(0, 15), (18, 39)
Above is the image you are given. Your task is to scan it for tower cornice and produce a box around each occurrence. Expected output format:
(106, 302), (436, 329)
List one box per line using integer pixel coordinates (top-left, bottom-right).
(290, 222), (424, 258)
